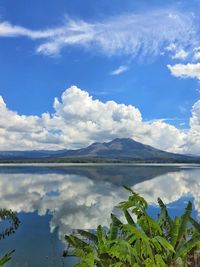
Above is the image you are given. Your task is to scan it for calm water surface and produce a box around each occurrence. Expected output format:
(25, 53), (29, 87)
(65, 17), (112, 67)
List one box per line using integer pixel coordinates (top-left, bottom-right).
(0, 164), (199, 267)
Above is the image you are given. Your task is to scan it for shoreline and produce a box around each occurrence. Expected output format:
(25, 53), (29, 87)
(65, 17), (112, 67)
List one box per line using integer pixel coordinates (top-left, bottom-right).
(0, 162), (199, 167)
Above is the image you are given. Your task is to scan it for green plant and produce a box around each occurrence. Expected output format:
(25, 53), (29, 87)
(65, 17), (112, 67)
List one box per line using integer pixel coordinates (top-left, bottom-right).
(0, 209), (20, 266)
(64, 186), (200, 267)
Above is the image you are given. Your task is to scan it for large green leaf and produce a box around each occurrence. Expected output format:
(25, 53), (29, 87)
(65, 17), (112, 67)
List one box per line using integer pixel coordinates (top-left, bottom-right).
(124, 209), (136, 226)
(0, 250), (15, 266)
(175, 233), (200, 259)
(97, 225), (106, 253)
(110, 213), (123, 228)
(77, 229), (98, 243)
(171, 216), (180, 247)
(155, 254), (167, 267)
(123, 224), (149, 242)
(144, 257), (155, 267)
(107, 239), (134, 264)
(123, 224), (155, 261)
(108, 221), (118, 240)
(157, 198), (173, 238)
(176, 201), (192, 248)
(118, 186), (148, 214)
(153, 236), (175, 253)
(74, 249), (95, 267)
(65, 235), (91, 252)
(63, 189), (200, 267)
(189, 216), (200, 232)
(138, 214), (162, 237)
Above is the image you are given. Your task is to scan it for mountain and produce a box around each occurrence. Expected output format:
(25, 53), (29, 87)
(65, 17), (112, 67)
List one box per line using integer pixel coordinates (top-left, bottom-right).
(58, 138), (199, 162)
(0, 138), (199, 163)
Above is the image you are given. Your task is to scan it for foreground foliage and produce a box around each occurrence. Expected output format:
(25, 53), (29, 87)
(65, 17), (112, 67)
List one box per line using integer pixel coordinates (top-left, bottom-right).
(0, 209), (20, 266)
(65, 186), (200, 267)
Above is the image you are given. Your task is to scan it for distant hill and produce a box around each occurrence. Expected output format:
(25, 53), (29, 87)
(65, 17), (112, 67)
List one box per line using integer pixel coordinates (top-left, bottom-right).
(0, 138), (199, 163)
(0, 149), (67, 160)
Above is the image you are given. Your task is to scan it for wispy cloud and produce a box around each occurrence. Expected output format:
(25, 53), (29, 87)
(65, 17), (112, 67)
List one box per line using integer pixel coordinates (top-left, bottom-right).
(0, 8), (197, 57)
(110, 65), (129, 75)
(147, 118), (186, 123)
(0, 21), (57, 39)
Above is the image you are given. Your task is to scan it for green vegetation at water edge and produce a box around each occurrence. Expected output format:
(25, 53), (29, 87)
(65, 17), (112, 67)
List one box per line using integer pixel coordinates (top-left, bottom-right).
(0, 209), (20, 266)
(65, 186), (200, 267)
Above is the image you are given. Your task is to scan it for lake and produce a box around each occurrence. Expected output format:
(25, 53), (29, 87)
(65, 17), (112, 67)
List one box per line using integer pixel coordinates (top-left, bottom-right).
(0, 163), (199, 267)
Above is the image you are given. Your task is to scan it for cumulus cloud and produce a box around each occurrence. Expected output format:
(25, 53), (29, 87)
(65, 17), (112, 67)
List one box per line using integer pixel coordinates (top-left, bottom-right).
(134, 168), (200, 213)
(0, 85), (199, 154)
(0, 170), (129, 239)
(0, 166), (199, 241)
(110, 65), (129, 75)
(0, 96), (63, 150)
(168, 63), (200, 80)
(0, 8), (197, 57)
(167, 63), (200, 155)
(181, 100), (200, 155)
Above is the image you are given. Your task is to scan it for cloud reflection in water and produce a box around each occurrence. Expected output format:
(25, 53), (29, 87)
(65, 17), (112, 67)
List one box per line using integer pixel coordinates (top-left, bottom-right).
(0, 165), (199, 241)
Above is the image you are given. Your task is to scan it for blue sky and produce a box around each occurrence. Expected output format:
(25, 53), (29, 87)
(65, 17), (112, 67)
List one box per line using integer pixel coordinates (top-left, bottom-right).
(0, 0), (199, 154)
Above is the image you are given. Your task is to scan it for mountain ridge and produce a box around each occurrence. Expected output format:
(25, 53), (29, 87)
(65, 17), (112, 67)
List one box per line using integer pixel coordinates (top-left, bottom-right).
(0, 138), (199, 163)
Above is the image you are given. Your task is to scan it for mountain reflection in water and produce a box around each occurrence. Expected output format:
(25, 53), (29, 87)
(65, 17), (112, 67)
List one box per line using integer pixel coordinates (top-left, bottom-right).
(0, 164), (199, 267)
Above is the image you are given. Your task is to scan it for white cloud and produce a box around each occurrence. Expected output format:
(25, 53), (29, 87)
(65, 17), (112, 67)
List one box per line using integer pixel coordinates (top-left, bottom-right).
(0, 8), (197, 57)
(182, 100), (200, 155)
(167, 63), (200, 80)
(165, 44), (189, 60)
(193, 47), (200, 61)
(134, 168), (200, 212)
(0, 166), (199, 241)
(0, 170), (129, 239)
(0, 21), (58, 39)
(190, 100), (200, 130)
(172, 49), (188, 60)
(0, 85), (199, 155)
(110, 65), (129, 75)
(194, 52), (200, 60)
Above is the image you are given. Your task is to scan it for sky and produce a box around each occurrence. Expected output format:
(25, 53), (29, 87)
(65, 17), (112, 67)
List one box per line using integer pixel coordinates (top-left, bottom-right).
(0, 0), (200, 154)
